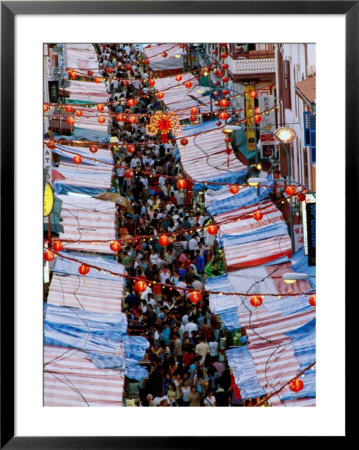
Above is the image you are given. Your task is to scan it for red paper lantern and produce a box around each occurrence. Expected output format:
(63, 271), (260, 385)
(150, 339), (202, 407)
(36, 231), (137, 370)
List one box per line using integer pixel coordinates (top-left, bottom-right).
(250, 295), (263, 308)
(207, 224), (219, 235)
(124, 169), (134, 179)
(117, 114), (126, 122)
(220, 52), (228, 59)
(143, 58), (150, 65)
(229, 185), (240, 195)
(127, 144), (136, 154)
(190, 115), (197, 122)
(189, 291), (202, 304)
(46, 141), (56, 150)
(162, 52), (168, 58)
(156, 91), (164, 99)
(127, 99), (136, 107)
(78, 263), (90, 276)
(253, 210), (263, 221)
(73, 155), (82, 164)
(212, 49), (218, 55)
(225, 147), (231, 155)
(148, 79), (155, 87)
(67, 117), (75, 125)
(219, 111), (229, 120)
(219, 99), (230, 108)
(289, 379), (304, 393)
(134, 280), (147, 292)
(122, 80), (130, 87)
(255, 107), (261, 115)
(216, 70), (223, 78)
(69, 71), (77, 80)
(52, 241), (63, 252)
(87, 70), (93, 76)
(106, 67), (113, 74)
(190, 107), (199, 115)
(297, 192), (306, 202)
(44, 250), (55, 262)
(94, 77), (101, 84)
(65, 105), (74, 113)
(309, 294), (316, 307)
(98, 116), (106, 124)
(175, 75), (182, 82)
(110, 240), (122, 252)
(89, 145), (98, 154)
(177, 179), (187, 189)
(222, 63), (229, 70)
(75, 109), (83, 117)
(255, 115), (262, 124)
(222, 89), (230, 96)
(184, 81), (192, 89)
(128, 115), (137, 124)
(285, 186), (296, 196)
(179, 43), (186, 48)
(249, 90), (257, 98)
(97, 104), (105, 112)
(225, 137), (232, 143)
(44, 104), (50, 112)
(222, 76), (230, 83)
(159, 235), (170, 247)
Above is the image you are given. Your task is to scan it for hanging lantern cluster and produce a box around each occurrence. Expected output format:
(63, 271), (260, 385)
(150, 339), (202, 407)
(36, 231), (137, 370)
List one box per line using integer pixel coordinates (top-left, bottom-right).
(44, 250), (55, 262)
(146, 110), (183, 143)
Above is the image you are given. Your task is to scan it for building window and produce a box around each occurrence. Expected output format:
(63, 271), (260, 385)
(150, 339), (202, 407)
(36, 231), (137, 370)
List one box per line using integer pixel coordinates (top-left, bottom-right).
(283, 60), (292, 110)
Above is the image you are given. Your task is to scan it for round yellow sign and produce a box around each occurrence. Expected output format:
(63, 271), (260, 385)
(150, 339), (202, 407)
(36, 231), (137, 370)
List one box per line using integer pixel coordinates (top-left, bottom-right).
(44, 182), (54, 217)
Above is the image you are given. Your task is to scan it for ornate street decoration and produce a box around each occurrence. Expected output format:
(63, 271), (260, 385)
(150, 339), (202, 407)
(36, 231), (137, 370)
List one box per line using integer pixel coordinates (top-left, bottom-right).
(146, 110), (183, 143)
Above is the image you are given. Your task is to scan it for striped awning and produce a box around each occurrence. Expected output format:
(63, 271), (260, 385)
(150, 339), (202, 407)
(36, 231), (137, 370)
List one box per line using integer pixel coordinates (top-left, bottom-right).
(66, 44), (102, 76)
(66, 80), (109, 104)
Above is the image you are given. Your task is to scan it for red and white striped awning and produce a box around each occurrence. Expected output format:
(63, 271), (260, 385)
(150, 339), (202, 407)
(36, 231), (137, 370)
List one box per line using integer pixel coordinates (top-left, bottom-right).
(66, 44), (102, 76)
(143, 43), (183, 62)
(67, 80), (109, 104)
(44, 344), (124, 406)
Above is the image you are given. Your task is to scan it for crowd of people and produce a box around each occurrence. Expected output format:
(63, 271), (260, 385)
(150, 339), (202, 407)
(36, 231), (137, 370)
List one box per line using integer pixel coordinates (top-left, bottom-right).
(96, 44), (265, 407)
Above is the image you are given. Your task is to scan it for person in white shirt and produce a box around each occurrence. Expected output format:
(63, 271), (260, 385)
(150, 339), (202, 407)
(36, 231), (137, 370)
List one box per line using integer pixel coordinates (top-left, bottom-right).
(176, 278), (187, 296)
(130, 157), (141, 169)
(188, 234), (199, 256)
(183, 317), (198, 335)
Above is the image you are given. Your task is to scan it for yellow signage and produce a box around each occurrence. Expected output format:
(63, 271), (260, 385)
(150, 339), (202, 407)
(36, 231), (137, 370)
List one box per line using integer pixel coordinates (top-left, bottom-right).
(44, 182), (54, 217)
(245, 85), (256, 151)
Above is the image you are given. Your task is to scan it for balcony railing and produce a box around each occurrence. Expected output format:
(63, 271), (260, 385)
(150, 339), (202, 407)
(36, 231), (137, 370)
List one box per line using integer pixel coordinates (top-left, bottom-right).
(228, 55), (276, 76)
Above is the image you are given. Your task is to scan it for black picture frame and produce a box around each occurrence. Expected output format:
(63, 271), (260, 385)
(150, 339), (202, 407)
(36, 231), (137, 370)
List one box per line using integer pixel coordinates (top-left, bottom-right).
(1, 1), (353, 447)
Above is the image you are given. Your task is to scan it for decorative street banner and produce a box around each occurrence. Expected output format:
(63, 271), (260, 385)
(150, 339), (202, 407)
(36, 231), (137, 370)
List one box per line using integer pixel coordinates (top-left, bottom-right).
(258, 92), (276, 146)
(306, 203), (316, 266)
(245, 85), (256, 151)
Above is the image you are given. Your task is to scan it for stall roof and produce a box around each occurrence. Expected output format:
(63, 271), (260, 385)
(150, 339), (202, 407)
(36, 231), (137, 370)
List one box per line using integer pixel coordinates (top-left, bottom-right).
(65, 43), (102, 76)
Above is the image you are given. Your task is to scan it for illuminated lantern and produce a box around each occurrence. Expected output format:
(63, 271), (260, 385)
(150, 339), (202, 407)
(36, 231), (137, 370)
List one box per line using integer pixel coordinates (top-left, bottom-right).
(207, 224), (219, 235)
(124, 169), (134, 179)
(106, 67), (113, 74)
(87, 70), (93, 76)
(309, 294), (316, 307)
(159, 235), (170, 247)
(222, 76), (230, 83)
(225, 147), (231, 155)
(219, 99), (230, 108)
(220, 43), (227, 47)
(222, 89), (230, 96)
(46, 141), (56, 150)
(297, 192), (306, 202)
(212, 49), (218, 55)
(73, 155), (82, 164)
(65, 105), (74, 113)
(250, 295), (263, 308)
(219, 111), (229, 120)
(289, 379), (304, 393)
(156, 91), (164, 99)
(179, 43), (185, 48)
(249, 90), (257, 98)
(69, 71), (77, 80)
(190, 115), (197, 122)
(97, 104), (105, 112)
(117, 114), (126, 122)
(67, 117), (75, 125)
(162, 52), (168, 58)
(75, 109), (83, 117)
(52, 241), (63, 252)
(213, 90), (220, 97)
(143, 59), (150, 65)
(89, 145), (98, 154)
(222, 63), (229, 70)
(122, 80), (130, 87)
(255, 115), (262, 124)
(110, 240), (122, 252)
(78, 263), (90, 276)
(229, 185), (240, 195)
(44, 250), (55, 262)
(98, 116), (106, 124)
(180, 139), (188, 148)
(189, 291), (202, 304)
(225, 137), (232, 143)
(134, 280), (147, 292)
(94, 77), (101, 83)
(255, 107), (261, 115)
(177, 179), (187, 189)
(128, 115), (137, 124)
(185, 81), (192, 89)
(175, 74), (182, 82)
(216, 70), (223, 78)
(253, 210), (263, 221)
(190, 107), (199, 115)
(127, 99), (136, 107)
(127, 144), (136, 154)
(285, 186), (296, 196)
(148, 79), (155, 87)
(220, 52), (228, 59)
(44, 104), (50, 112)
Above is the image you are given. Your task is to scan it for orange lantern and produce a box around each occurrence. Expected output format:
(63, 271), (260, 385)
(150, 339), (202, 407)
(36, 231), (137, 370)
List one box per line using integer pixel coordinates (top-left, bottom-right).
(250, 295), (263, 308)
(219, 99), (230, 108)
(87, 70), (93, 76)
(184, 81), (192, 89)
(124, 169), (134, 179)
(190, 115), (197, 122)
(97, 104), (105, 112)
(285, 186), (296, 196)
(75, 109), (83, 117)
(46, 141), (56, 150)
(67, 117), (75, 125)
(162, 52), (168, 58)
(143, 59), (150, 65)
(180, 138), (188, 146)
(122, 80), (130, 87)
(297, 192), (306, 202)
(65, 105), (74, 113)
(229, 185), (240, 195)
(52, 241), (63, 252)
(127, 99), (136, 107)
(73, 155), (82, 164)
(127, 145), (136, 154)
(78, 264), (90, 276)
(175, 74), (182, 82)
(159, 235), (170, 247)
(69, 71), (77, 80)
(189, 291), (202, 304)
(289, 379), (304, 393)
(222, 89), (230, 96)
(128, 115), (137, 124)
(177, 179), (187, 189)
(207, 225), (219, 235)
(117, 114), (126, 122)
(156, 91), (164, 99)
(134, 280), (147, 292)
(253, 210), (263, 221)
(249, 90), (257, 98)
(44, 250), (55, 262)
(98, 116), (106, 124)
(222, 76), (229, 83)
(255, 115), (262, 124)
(94, 77), (101, 83)
(106, 67), (113, 74)
(44, 104), (50, 112)
(148, 79), (155, 87)
(309, 294), (316, 307)
(89, 145), (98, 153)
(190, 107), (198, 115)
(110, 241), (122, 252)
(219, 111), (229, 120)
(220, 52), (228, 59)
(222, 63), (229, 70)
